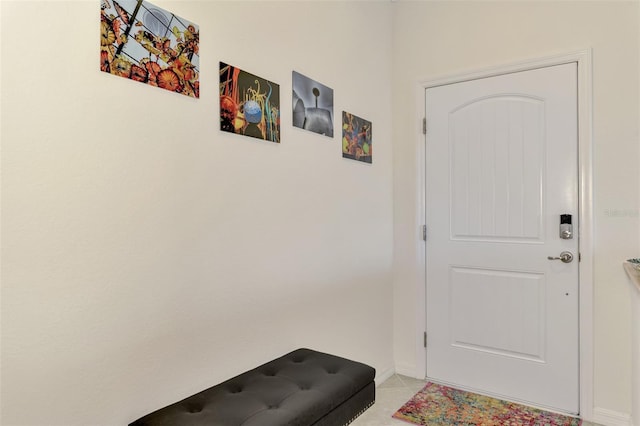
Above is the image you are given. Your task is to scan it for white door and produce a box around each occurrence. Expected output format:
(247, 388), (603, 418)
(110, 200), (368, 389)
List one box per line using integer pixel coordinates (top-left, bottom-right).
(425, 63), (579, 414)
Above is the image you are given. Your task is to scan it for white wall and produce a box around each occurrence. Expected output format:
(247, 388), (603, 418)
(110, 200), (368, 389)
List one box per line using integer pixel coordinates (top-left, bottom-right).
(391, 1), (640, 423)
(636, 4), (640, 425)
(0, 1), (394, 424)
(3, 1), (639, 424)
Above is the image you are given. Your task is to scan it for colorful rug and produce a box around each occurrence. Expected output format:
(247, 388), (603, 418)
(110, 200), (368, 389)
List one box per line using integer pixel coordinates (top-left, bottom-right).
(392, 382), (581, 425)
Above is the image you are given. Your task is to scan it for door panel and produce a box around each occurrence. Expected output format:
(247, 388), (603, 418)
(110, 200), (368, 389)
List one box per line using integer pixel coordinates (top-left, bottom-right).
(425, 63), (579, 414)
(450, 266), (545, 362)
(450, 96), (544, 241)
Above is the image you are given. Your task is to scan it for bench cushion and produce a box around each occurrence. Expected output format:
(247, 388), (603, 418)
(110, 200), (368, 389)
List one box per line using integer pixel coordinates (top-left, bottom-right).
(129, 348), (376, 426)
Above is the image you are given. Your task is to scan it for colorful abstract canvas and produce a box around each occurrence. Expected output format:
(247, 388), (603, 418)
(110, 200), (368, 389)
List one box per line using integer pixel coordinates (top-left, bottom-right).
(220, 62), (280, 143)
(342, 111), (372, 163)
(100, 0), (199, 98)
(292, 71), (334, 137)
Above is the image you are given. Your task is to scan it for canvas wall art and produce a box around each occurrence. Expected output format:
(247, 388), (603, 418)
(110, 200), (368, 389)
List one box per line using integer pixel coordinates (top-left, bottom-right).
(292, 71), (334, 137)
(220, 62), (280, 143)
(342, 111), (372, 164)
(100, 0), (200, 98)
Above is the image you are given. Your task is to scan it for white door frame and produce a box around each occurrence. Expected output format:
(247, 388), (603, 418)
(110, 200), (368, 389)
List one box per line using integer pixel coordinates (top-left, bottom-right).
(414, 49), (594, 420)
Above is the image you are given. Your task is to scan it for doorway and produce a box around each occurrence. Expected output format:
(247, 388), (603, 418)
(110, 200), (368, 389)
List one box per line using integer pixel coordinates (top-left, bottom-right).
(419, 52), (594, 416)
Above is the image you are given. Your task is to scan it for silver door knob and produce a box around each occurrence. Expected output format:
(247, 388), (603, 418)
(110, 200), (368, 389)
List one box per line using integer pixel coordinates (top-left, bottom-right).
(547, 251), (574, 263)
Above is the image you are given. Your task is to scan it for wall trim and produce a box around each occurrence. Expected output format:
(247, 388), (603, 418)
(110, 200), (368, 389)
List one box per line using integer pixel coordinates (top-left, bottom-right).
(375, 366), (397, 387)
(592, 407), (633, 426)
(395, 363), (419, 379)
(413, 49), (595, 420)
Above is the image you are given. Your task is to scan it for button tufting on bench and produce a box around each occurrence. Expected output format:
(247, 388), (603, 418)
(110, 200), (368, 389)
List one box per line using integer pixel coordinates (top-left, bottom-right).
(129, 348), (375, 426)
(186, 404), (202, 413)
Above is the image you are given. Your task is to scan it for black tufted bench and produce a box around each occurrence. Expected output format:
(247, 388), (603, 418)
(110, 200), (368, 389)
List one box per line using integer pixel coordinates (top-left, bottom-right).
(129, 348), (376, 426)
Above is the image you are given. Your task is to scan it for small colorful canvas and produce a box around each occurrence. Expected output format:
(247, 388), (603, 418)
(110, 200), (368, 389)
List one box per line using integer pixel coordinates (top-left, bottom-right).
(220, 62), (280, 143)
(342, 111), (372, 163)
(100, 0), (200, 98)
(292, 71), (334, 137)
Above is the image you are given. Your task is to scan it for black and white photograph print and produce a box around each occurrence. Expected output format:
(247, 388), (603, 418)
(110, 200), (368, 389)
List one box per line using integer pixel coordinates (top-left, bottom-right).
(292, 71), (334, 137)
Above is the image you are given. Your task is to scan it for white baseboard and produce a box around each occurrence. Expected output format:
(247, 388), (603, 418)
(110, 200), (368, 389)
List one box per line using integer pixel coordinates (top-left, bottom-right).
(394, 363), (419, 379)
(592, 407), (633, 426)
(375, 366), (396, 387)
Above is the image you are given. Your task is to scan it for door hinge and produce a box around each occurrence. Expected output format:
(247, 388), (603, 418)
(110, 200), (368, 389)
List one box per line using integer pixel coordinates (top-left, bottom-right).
(423, 332), (427, 348)
(422, 225), (427, 241)
(422, 117), (427, 135)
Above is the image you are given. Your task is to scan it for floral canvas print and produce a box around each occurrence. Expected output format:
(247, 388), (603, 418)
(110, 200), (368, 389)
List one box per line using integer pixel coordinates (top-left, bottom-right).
(220, 62), (280, 143)
(342, 111), (372, 163)
(100, 0), (200, 98)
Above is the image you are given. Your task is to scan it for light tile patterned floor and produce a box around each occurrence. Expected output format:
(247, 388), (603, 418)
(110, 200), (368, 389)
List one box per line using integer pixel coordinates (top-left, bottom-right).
(351, 374), (427, 426)
(351, 374), (601, 426)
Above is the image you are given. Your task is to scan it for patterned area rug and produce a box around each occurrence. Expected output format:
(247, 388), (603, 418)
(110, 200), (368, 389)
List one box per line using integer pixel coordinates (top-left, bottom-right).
(392, 382), (581, 425)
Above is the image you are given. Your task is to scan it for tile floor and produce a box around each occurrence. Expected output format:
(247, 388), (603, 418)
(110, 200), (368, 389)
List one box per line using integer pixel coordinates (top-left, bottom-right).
(350, 374), (601, 426)
(351, 374), (427, 425)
